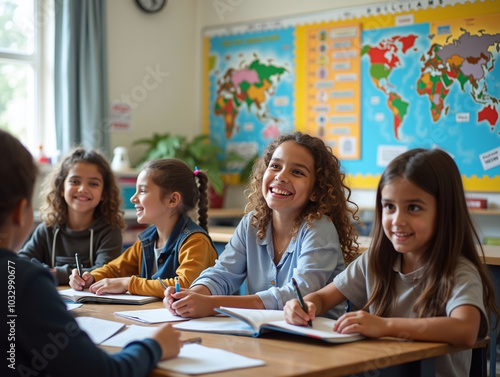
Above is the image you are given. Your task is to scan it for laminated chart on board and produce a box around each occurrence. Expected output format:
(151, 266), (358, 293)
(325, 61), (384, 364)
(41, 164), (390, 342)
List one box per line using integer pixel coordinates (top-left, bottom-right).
(203, 0), (500, 191)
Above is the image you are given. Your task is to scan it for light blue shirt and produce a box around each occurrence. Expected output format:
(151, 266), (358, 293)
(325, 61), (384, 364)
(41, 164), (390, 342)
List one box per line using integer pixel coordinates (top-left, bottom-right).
(192, 213), (346, 318)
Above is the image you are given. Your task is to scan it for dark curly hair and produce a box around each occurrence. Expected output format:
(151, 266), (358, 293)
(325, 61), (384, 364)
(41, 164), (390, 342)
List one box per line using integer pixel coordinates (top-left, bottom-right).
(40, 147), (125, 229)
(244, 132), (360, 264)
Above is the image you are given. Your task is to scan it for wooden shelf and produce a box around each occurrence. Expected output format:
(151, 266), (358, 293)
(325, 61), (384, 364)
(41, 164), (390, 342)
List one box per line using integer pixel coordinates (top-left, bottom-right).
(354, 207), (500, 216)
(123, 208), (245, 223)
(208, 208), (244, 218)
(469, 208), (500, 215)
(208, 226), (235, 243)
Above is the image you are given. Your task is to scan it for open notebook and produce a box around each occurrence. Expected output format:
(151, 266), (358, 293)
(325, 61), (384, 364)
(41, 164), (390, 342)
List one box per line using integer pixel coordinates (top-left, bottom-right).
(174, 307), (364, 343)
(58, 288), (159, 305)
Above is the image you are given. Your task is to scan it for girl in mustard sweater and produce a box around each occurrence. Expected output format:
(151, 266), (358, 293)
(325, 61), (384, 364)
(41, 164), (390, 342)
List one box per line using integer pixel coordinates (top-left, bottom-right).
(70, 159), (217, 297)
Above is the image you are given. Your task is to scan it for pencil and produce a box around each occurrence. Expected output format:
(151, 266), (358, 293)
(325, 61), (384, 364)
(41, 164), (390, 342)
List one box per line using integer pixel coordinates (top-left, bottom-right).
(182, 337), (202, 345)
(157, 277), (168, 290)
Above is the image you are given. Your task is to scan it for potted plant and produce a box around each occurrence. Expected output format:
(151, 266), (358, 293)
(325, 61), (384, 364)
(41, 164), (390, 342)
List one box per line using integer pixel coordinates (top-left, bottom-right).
(132, 133), (247, 205)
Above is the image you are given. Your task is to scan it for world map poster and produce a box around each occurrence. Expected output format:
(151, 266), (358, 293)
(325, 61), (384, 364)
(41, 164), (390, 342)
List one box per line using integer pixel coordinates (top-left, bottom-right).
(203, 0), (500, 191)
(343, 13), (500, 191)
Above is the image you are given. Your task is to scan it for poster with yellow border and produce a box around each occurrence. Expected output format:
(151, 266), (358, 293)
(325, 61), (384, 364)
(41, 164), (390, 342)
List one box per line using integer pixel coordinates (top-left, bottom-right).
(203, 0), (500, 191)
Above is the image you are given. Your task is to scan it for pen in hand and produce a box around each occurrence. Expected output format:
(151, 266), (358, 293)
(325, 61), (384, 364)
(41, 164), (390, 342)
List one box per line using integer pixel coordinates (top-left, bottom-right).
(157, 277), (168, 290)
(175, 276), (180, 293)
(158, 277), (179, 302)
(174, 276), (180, 302)
(182, 337), (202, 345)
(75, 253), (83, 278)
(291, 277), (312, 327)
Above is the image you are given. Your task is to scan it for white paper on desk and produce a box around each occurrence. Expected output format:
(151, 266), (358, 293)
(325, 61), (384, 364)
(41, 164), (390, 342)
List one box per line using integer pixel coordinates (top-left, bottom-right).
(173, 316), (255, 335)
(65, 302), (82, 311)
(75, 317), (125, 344)
(114, 308), (189, 324)
(157, 343), (265, 374)
(101, 324), (157, 348)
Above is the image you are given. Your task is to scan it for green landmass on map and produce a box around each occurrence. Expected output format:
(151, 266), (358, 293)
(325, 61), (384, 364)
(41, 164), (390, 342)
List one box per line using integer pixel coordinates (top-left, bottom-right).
(213, 58), (287, 138)
(417, 30), (500, 129)
(361, 35), (418, 139)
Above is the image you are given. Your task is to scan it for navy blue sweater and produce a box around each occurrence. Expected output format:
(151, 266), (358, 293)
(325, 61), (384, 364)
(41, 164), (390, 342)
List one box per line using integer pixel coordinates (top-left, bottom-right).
(1, 249), (162, 377)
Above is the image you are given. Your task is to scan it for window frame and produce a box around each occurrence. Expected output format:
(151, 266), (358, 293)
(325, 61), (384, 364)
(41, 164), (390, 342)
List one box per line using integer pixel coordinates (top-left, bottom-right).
(0, 0), (54, 157)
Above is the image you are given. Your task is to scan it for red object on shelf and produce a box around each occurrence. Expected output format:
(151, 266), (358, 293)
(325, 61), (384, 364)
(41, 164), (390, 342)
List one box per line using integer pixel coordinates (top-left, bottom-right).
(208, 186), (226, 209)
(37, 145), (51, 164)
(466, 198), (488, 209)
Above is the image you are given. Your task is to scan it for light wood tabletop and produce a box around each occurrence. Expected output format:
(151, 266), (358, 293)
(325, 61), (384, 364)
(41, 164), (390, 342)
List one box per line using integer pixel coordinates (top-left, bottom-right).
(67, 299), (487, 377)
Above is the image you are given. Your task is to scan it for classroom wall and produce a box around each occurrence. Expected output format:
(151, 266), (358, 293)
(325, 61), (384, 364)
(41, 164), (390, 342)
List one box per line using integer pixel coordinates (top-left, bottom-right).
(106, 0), (201, 164)
(105, 0), (379, 165)
(105, 0), (500, 238)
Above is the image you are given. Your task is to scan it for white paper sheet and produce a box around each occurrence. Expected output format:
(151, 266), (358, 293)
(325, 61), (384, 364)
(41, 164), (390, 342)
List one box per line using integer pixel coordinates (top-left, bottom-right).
(101, 325), (265, 374)
(101, 324), (157, 347)
(173, 316), (255, 335)
(65, 302), (82, 311)
(157, 343), (265, 374)
(75, 317), (125, 344)
(114, 308), (189, 324)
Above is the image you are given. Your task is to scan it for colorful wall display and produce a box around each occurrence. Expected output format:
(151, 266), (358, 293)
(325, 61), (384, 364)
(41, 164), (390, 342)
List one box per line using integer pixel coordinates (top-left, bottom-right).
(203, 0), (500, 191)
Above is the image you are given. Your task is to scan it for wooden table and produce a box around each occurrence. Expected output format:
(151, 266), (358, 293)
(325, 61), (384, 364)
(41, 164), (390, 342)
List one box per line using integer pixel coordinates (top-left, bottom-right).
(69, 299), (487, 377)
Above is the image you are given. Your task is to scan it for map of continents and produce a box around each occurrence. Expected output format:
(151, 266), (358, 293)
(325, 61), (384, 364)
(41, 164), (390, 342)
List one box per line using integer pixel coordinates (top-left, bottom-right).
(208, 27), (295, 159)
(417, 23), (500, 131)
(213, 58), (287, 139)
(361, 33), (418, 140)
(344, 19), (500, 181)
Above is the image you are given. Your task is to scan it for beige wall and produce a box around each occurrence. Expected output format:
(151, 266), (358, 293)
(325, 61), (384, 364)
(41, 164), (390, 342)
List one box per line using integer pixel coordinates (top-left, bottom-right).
(106, 0), (200, 165)
(106, 0), (379, 165)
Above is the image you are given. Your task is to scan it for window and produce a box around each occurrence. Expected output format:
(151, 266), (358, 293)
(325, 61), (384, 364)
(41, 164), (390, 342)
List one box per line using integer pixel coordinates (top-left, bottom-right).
(0, 0), (54, 158)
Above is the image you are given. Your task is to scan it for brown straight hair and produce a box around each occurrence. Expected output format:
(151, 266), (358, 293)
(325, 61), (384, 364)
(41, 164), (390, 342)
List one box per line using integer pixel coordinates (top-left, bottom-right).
(142, 159), (210, 231)
(366, 148), (499, 327)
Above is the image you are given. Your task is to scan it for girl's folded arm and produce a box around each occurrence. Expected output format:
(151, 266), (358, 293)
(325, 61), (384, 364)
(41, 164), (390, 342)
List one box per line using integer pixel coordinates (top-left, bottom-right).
(383, 305), (481, 348)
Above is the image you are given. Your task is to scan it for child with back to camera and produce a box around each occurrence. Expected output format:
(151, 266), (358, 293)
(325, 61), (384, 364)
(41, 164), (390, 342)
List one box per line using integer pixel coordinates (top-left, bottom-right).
(284, 148), (499, 377)
(0, 130), (181, 377)
(70, 159), (218, 297)
(19, 147), (124, 284)
(164, 131), (359, 318)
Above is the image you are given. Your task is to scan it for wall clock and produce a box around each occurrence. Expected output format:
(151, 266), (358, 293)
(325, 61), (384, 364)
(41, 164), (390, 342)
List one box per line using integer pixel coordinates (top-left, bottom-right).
(135, 0), (167, 14)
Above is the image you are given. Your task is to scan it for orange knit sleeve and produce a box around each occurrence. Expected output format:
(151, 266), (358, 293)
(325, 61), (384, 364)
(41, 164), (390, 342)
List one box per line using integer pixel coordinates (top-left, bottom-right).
(128, 233), (217, 297)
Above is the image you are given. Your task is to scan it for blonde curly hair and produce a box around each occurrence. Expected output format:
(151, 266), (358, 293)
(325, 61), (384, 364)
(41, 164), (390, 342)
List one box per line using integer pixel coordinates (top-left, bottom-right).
(244, 132), (359, 265)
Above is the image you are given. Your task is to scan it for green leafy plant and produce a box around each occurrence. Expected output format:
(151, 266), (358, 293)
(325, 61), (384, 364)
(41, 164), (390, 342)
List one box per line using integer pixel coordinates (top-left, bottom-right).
(132, 133), (246, 195)
(239, 153), (259, 184)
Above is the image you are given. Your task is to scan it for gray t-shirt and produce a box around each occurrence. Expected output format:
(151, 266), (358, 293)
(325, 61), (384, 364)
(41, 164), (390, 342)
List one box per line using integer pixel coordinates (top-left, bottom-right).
(334, 250), (488, 377)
